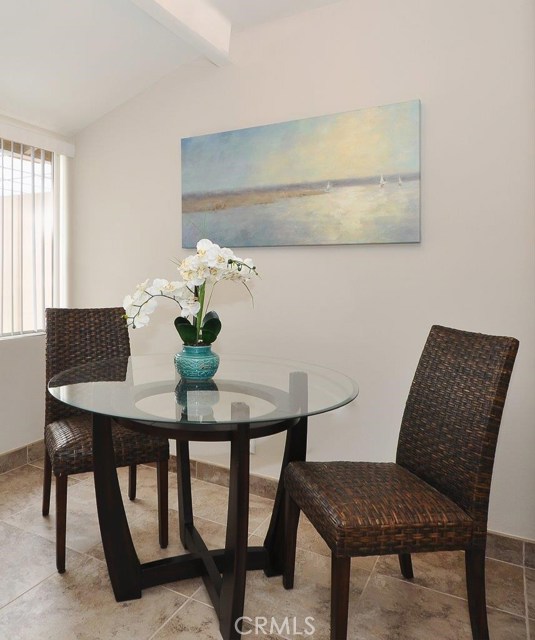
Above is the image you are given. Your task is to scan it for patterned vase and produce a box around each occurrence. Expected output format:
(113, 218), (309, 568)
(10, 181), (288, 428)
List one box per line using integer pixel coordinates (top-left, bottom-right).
(174, 344), (220, 380)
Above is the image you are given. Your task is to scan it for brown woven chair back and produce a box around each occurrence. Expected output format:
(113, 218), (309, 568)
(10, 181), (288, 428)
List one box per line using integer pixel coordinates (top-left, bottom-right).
(396, 325), (518, 539)
(45, 307), (131, 425)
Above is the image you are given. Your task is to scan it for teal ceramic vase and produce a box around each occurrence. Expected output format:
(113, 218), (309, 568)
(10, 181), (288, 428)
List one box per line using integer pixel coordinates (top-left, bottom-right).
(174, 345), (220, 380)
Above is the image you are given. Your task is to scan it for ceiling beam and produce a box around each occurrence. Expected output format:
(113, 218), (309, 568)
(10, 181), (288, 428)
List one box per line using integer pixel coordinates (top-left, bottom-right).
(129, 0), (231, 66)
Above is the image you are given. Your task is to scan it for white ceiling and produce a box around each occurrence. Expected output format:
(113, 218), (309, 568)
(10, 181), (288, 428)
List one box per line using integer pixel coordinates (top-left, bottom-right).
(211, 0), (341, 29)
(0, 0), (341, 138)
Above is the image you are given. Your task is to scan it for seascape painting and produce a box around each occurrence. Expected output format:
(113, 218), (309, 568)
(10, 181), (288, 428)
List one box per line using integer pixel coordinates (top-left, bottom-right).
(181, 100), (420, 248)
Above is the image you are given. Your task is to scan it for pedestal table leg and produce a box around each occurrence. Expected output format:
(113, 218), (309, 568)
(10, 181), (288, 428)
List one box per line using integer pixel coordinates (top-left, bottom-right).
(219, 403), (250, 640)
(92, 414), (141, 601)
(263, 416), (307, 576)
(176, 440), (194, 550)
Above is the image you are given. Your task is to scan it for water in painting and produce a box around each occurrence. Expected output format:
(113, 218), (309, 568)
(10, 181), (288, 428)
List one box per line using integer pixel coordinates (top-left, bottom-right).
(181, 100), (420, 248)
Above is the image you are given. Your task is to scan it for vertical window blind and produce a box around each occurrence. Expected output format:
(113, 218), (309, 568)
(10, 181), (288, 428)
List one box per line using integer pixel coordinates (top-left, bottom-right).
(0, 138), (56, 336)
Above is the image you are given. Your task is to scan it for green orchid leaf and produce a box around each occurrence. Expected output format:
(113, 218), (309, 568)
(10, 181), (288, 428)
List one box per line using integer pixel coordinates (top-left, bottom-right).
(203, 310), (220, 323)
(174, 316), (196, 344)
(202, 315), (222, 344)
(174, 316), (192, 330)
(200, 328), (217, 344)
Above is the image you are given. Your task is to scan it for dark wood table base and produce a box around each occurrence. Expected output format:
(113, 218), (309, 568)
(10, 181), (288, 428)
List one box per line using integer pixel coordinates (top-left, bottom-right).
(92, 413), (308, 640)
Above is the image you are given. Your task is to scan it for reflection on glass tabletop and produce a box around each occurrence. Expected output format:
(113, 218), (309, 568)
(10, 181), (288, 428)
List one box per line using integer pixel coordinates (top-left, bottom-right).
(48, 354), (358, 425)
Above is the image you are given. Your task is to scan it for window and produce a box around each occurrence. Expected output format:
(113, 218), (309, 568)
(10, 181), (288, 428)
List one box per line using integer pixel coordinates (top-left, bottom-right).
(0, 138), (58, 336)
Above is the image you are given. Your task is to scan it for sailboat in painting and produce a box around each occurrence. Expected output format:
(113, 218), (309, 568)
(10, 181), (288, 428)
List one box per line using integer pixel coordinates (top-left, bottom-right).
(379, 174), (386, 187)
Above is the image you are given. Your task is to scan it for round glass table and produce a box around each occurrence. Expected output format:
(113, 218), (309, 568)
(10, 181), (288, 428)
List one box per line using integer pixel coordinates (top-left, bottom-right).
(49, 354), (358, 640)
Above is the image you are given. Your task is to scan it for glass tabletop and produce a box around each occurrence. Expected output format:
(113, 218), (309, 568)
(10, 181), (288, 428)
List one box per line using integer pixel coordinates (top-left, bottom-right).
(48, 354), (358, 425)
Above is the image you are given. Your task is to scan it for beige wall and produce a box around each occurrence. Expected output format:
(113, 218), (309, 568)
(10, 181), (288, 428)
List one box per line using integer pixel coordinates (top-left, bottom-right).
(69, 0), (535, 539)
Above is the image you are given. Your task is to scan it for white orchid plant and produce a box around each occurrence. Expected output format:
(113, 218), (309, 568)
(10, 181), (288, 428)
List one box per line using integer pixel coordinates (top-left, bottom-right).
(123, 239), (258, 346)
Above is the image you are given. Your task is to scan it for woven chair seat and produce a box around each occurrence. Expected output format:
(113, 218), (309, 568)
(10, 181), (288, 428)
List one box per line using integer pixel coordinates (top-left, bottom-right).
(45, 414), (169, 477)
(285, 461), (474, 557)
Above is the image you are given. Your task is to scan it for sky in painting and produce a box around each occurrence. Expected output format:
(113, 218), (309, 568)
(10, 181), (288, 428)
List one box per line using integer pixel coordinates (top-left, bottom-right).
(181, 100), (420, 195)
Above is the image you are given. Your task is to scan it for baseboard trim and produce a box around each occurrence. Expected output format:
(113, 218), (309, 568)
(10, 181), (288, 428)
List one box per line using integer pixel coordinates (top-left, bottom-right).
(0, 439), (45, 474)
(161, 454), (278, 501)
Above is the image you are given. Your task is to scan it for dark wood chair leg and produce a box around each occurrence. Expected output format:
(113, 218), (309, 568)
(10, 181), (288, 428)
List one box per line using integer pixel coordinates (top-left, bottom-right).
(42, 449), (52, 516)
(128, 464), (137, 501)
(55, 474), (68, 574)
(331, 555), (351, 640)
(283, 492), (300, 589)
(157, 458), (168, 549)
(399, 552), (414, 579)
(465, 547), (489, 640)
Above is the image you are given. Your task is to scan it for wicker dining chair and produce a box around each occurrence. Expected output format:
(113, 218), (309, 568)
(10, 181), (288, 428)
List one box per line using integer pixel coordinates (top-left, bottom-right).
(42, 307), (170, 573)
(283, 325), (519, 640)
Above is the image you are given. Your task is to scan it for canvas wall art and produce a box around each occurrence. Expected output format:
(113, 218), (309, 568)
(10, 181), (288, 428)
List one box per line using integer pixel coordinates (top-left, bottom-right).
(181, 100), (420, 248)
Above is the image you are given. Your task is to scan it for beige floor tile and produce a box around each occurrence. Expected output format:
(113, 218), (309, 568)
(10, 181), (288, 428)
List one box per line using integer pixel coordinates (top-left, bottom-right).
(192, 514), (229, 549)
(238, 537), (374, 640)
(0, 463), (531, 640)
(486, 533), (524, 565)
(189, 478), (274, 534)
(28, 458), (45, 470)
(289, 515), (332, 559)
(189, 584), (212, 606)
(28, 458), (93, 486)
(249, 513), (272, 538)
(252, 511), (341, 563)
(117, 464), (178, 510)
(241, 621), (285, 639)
(84, 463), (175, 508)
(241, 619), (298, 640)
(86, 508), (179, 564)
(0, 554), (186, 640)
(349, 571), (525, 640)
(151, 599), (223, 639)
(65, 463), (175, 511)
(485, 558), (526, 616)
(0, 521), (82, 609)
(6, 480), (106, 554)
(487, 609), (528, 640)
(375, 551), (526, 617)
(254, 512), (378, 574)
(355, 573), (459, 640)
(87, 510), (228, 598)
(157, 598), (283, 640)
(375, 551), (467, 598)
(0, 465), (46, 519)
(69, 470), (95, 482)
(189, 531), (270, 607)
(6, 470), (167, 556)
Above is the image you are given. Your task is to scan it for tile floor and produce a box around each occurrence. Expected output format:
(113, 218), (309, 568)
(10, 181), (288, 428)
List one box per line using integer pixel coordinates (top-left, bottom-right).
(0, 462), (533, 639)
